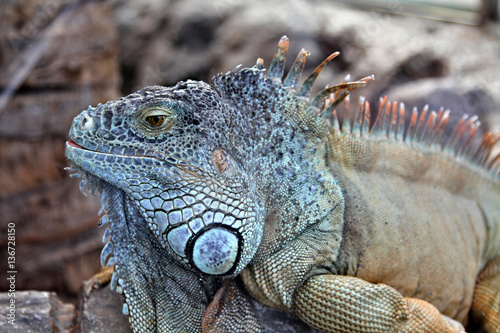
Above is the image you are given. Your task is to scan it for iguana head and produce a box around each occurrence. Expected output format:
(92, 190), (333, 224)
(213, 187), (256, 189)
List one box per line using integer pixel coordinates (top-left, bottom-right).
(66, 36), (369, 278)
(66, 80), (266, 276)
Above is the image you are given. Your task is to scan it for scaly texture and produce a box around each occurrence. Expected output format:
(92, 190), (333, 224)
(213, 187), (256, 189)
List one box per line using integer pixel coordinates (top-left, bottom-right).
(65, 36), (500, 332)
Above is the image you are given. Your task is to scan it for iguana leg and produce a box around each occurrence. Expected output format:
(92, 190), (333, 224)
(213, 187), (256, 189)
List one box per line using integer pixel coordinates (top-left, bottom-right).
(202, 279), (263, 333)
(91, 265), (114, 286)
(471, 257), (500, 332)
(82, 265), (114, 296)
(292, 274), (465, 333)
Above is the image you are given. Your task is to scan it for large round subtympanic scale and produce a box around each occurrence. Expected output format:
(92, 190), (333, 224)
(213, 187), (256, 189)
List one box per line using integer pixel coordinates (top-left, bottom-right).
(191, 227), (240, 275)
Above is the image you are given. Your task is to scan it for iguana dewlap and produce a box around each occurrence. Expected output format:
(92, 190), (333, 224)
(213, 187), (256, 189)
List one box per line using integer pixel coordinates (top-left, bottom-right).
(65, 36), (500, 332)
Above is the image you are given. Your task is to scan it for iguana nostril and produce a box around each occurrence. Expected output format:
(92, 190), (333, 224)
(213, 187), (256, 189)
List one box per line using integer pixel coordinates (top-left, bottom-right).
(80, 114), (93, 131)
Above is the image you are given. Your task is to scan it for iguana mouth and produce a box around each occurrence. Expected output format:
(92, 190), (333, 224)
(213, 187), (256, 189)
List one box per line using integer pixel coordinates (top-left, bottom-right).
(65, 140), (202, 182)
(66, 139), (162, 161)
(66, 140), (85, 149)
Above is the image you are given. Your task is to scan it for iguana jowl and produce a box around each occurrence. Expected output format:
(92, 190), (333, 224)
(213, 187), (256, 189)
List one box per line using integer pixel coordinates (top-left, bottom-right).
(65, 36), (500, 332)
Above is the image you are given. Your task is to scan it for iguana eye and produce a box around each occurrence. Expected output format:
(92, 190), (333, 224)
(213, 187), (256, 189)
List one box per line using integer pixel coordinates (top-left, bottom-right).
(132, 105), (178, 138)
(145, 115), (166, 127)
(142, 109), (174, 130)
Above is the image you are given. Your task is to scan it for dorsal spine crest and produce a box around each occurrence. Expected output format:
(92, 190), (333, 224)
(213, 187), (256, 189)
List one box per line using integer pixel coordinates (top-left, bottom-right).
(215, 35), (500, 178)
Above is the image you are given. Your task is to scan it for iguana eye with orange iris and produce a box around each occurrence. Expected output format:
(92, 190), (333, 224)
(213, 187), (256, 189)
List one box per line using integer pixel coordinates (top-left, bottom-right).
(134, 104), (178, 138)
(146, 115), (166, 127)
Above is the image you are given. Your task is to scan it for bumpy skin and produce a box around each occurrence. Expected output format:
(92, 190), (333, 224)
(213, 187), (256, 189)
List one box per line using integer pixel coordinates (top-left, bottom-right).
(66, 36), (500, 332)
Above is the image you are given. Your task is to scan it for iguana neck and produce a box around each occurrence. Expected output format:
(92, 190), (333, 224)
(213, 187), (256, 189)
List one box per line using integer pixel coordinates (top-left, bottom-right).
(213, 69), (340, 260)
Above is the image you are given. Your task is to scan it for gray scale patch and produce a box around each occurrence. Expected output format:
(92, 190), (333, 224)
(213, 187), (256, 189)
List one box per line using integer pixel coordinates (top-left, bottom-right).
(162, 200), (173, 211)
(117, 180), (129, 189)
(168, 210), (182, 224)
(214, 212), (224, 223)
(182, 207), (194, 220)
(128, 179), (140, 186)
(130, 192), (141, 200)
(151, 197), (163, 209)
(151, 188), (163, 196)
(222, 216), (235, 225)
(141, 191), (155, 199)
(154, 211), (169, 233)
(203, 211), (214, 224)
(189, 217), (204, 234)
(193, 203), (205, 215)
(81, 161), (92, 171)
(91, 165), (104, 175)
(173, 198), (186, 209)
(115, 173), (126, 181)
(140, 199), (153, 211)
(129, 186), (142, 193)
(167, 224), (192, 257)
(232, 219), (242, 229)
(184, 196), (196, 205)
(128, 172), (139, 179)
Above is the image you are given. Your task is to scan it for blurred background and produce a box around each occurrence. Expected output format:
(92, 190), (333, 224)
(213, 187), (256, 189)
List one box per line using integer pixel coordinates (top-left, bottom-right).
(1, 0), (499, 308)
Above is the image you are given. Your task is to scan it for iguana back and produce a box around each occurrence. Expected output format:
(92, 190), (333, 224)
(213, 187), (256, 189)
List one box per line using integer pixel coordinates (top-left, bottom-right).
(66, 36), (500, 332)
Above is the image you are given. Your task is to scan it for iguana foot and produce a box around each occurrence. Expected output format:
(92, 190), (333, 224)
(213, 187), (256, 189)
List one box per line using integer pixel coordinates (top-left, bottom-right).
(84, 265), (114, 296)
(398, 298), (465, 332)
(472, 257), (500, 333)
(443, 315), (467, 332)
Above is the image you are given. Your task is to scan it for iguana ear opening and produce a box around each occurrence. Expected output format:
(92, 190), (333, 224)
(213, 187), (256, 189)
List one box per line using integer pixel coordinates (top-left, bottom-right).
(213, 149), (229, 174)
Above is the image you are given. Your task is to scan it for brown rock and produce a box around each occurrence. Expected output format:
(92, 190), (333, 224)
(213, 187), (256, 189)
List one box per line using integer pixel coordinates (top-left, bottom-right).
(0, 291), (76, 332)
(80, 280), (132, 333)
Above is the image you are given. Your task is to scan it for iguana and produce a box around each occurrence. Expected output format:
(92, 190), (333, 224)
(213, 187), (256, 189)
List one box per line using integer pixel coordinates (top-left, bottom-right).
(65, 36), (500, 332)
